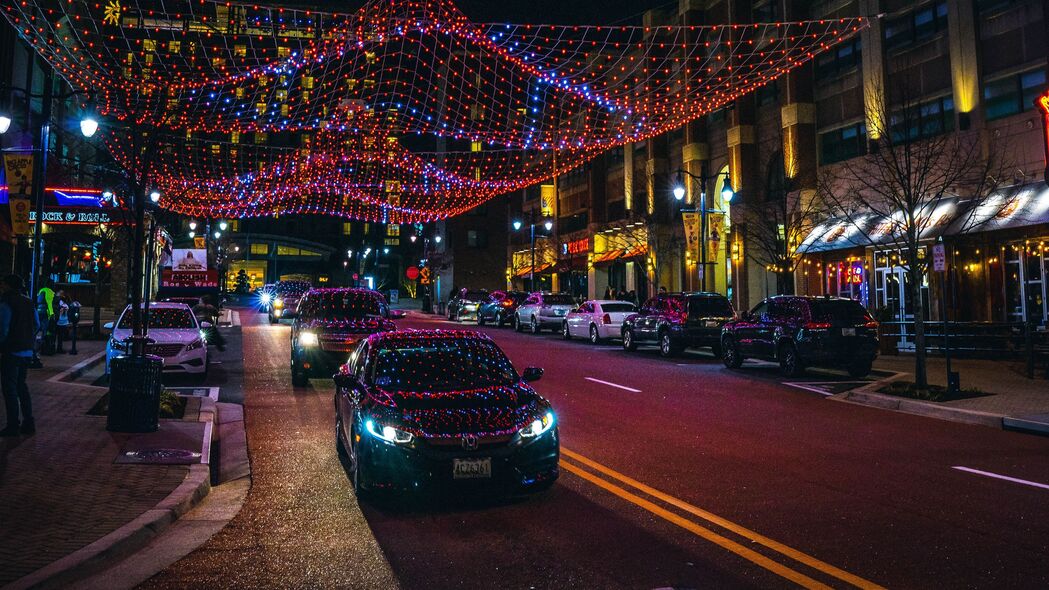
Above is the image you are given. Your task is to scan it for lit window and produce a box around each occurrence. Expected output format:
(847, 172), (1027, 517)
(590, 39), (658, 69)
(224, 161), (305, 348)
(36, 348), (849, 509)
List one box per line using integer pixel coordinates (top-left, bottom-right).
(250, 243), (268, 255)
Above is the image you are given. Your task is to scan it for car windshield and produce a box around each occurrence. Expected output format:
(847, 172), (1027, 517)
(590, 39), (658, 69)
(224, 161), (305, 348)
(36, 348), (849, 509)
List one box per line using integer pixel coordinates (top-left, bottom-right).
(118, 307), (195, 329)
(688, 296), (734, 318)
(371, 338), (518, 393)
(543, 294), (575, 305)
(810, 300), (871, 325)
(601, 303), (636, 313)
(507, 292), (528, 302)
(462, 290), (488, 301)
(276, 282), (310, 296)
(301, 291), (384, 321)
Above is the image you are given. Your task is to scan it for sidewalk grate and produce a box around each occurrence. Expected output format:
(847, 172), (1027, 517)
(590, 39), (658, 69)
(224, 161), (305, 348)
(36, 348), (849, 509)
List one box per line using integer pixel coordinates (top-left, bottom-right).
(120, 449), (202, 464)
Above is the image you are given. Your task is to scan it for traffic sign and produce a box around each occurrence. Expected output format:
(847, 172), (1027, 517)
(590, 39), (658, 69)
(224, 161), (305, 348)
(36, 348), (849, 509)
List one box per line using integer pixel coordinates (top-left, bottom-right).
(419, 267), (432, 285)
(406, 266), (420, 281)
(932, 243), (946, 272)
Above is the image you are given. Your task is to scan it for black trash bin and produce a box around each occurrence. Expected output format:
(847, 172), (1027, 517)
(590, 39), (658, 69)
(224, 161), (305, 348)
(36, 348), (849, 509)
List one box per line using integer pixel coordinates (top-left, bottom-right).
(107, 354), (164, 433)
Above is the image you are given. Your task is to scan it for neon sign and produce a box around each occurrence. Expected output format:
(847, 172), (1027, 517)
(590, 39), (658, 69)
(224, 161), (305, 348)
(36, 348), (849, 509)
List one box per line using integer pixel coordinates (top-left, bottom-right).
(1038, 90), (1049, 185)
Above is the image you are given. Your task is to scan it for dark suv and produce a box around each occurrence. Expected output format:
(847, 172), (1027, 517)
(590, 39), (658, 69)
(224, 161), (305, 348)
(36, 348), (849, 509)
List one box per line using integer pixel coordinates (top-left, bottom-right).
(720, 296), (878, 378)
(621, 292), (735, 357)
(269, 280), (311, 324)
(447, 288), (490, 322)
(477, 290), (527, 327)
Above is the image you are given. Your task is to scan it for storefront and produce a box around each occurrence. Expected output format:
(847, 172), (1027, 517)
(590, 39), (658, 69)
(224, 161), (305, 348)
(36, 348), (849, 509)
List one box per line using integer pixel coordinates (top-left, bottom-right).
(557, 235), (589, 299)
(592, 224), (648, 301)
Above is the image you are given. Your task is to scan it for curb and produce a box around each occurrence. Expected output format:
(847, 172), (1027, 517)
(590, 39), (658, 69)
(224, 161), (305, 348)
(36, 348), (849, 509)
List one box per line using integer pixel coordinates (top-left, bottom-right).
(4, 400), (217, 590)
(46, 351), (106, 385)
(832, 389), (1005, 429)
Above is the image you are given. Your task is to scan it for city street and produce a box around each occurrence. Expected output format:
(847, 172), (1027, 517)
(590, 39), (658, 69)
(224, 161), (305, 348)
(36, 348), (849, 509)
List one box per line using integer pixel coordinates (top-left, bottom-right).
(141, 307), (1049, 589)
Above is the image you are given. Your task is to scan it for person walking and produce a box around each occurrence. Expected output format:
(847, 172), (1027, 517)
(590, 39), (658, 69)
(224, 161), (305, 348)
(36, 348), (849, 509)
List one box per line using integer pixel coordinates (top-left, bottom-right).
(55, 291), (70, 353)
(1, 275), (39, 436)
(36, 281), (55, 355)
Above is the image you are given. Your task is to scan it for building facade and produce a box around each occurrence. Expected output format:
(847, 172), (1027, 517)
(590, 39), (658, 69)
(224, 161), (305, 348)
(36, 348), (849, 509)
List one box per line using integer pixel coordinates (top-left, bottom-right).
(505, 0), (1049, 332)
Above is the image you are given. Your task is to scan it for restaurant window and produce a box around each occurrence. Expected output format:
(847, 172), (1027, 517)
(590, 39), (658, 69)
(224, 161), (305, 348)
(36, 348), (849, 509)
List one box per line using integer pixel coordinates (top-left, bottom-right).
(250, 243), (268, 255)
(819, 123), (867, 165)
(983, 69), (1047, 121)
(815, 37), (861, 80)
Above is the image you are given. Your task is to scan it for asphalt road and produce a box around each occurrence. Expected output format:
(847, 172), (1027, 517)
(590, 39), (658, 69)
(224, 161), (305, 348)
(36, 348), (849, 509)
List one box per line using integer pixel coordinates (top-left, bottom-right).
(142, 306), (1049, 589)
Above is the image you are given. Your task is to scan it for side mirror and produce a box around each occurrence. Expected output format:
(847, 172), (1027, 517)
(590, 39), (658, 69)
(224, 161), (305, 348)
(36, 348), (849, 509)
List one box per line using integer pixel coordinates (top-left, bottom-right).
(333, 366), (360, 389)
(200, 321), (213, 329)
(521, 367), (544, 382)
(103, 321), (114, 330)
(389, 309), (407, 319)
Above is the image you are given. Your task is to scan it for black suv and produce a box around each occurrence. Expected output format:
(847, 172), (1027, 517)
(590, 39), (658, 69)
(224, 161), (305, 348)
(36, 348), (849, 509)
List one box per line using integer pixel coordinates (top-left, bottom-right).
(621, 292), (735, 357)
(720, 296), (878, 378)
(447, 288), (489, 322)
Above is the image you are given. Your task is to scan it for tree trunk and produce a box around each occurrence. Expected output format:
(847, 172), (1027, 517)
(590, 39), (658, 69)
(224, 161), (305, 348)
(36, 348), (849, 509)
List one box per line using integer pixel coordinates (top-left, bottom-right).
(908, 251), (928, 389)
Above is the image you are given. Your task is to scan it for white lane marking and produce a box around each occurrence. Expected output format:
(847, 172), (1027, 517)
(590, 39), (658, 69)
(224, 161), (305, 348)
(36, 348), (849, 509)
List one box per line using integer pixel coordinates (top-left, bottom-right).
(585, 377), (641, 393)
(783, 382), (838, 397)
(952, 466), (1049, 491)
(230, 310), (241, 326)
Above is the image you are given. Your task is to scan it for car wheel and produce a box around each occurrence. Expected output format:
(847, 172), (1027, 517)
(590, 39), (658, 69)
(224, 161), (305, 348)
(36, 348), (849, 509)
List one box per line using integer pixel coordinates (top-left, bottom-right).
(350, 421), (369, 500)
(659, 330), (682, 358)
(477, 312), (487, 326)
(779, 342), (805, 378)
(291, 357), (309, 387)
(722, 337), (743, 369)
(336, 415), (348, 458)
(622, 328), (638, 351)
(495, 311), (504, 327)
(530, 315), (541, 334)
(848, 358), (873, 378)
(561, 321), (571, 340)
(513, 314), (522, 332)
(589, 324), (602, 345)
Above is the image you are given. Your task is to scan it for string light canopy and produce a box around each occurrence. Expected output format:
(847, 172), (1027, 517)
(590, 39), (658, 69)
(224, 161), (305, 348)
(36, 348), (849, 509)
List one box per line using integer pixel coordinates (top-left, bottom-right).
(1, 0), (868, 220)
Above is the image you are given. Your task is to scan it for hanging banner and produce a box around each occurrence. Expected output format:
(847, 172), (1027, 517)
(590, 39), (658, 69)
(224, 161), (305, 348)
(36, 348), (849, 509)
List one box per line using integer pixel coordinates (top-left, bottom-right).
(171, 248), (208, 271)
(540, 184), (555, 217)
(682, 211), (700, 261)
(3, 153), (33, 195)
(9, 197), (31, 236)
(707, 213), (725, 258)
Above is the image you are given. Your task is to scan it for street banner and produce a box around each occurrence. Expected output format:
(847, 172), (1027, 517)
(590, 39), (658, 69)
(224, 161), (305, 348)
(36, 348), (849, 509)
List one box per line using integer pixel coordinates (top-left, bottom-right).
(707, 213), (724, 258)
(172, 248), (208, 271)
(161, 268), (219, 289)
(540, 184), (555, 217)
(3, 153), (33, 195)
(9, 197), (30, 236)
(682, 211), (700, 261)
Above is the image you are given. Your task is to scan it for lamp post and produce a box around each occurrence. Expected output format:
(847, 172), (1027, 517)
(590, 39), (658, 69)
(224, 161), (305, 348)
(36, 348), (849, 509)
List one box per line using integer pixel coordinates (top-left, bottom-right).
(673, 168), (734, 292)
(512, 210), (553, 291)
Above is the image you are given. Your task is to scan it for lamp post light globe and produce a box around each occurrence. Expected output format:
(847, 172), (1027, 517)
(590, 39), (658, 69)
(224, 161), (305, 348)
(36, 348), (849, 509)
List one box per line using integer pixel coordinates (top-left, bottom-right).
(434, 235), (442, 244)
(214, 231), (221, 239)
(189, 221), (197, 231)
(219, 221), (228, 231)
(188, 231), (195, 238)
(543, 220), (553, 231)
(512, 220), (523, 231)
(410, 234), (417, 243)
(673, 185), (686, 201)
(149, 190), (161, 203)
(79, 116), (99, 138)
(0, 114), (11, 134)
(347, 249), (354, 258)
(721, 184), (735, 203)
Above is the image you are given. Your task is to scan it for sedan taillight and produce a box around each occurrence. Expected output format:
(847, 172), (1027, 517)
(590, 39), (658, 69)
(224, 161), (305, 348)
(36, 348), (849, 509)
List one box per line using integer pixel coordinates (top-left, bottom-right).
(602, 313), (611, 325)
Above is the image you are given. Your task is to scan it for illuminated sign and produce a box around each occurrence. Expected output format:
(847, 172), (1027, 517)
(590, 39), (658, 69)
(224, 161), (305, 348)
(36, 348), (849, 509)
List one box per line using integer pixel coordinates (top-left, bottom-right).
(29, 209), (112, 224)
(561, 238), (589, 256)
(1038, 89), (1049, 185)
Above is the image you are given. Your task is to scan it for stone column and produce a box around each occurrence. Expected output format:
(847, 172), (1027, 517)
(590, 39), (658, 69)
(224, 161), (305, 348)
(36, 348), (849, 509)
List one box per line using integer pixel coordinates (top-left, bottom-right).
(946, 0), (980, 129)
(859, 0), (888, 141)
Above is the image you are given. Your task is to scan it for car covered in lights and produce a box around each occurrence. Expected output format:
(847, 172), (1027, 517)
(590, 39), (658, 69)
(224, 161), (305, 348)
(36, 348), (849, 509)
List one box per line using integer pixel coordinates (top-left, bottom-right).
(334, 330), (558, 498)
(104, 302), (210, 379)
(269, 280), (311, 324)
(290, 288), (397, 386)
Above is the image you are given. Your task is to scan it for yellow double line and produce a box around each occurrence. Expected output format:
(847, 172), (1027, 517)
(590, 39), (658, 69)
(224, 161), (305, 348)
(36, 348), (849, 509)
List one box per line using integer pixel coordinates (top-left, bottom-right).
(559, 448), (885, 590)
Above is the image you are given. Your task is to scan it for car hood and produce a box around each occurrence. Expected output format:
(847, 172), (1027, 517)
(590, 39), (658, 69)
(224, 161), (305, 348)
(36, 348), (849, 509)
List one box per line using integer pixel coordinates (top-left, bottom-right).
(111, 328), (200, 344)
(376, 382), (543, 437)
(298, 317), (395, 334)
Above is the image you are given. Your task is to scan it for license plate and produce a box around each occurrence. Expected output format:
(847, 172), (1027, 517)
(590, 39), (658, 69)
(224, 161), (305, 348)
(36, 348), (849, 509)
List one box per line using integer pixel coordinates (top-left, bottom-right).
(842, 328), (856, 336)
(453, 458), (492, 479)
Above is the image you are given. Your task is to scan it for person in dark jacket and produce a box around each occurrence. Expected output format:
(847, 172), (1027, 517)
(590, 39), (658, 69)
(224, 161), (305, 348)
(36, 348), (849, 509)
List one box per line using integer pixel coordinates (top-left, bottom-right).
(1, 274), (39, 436)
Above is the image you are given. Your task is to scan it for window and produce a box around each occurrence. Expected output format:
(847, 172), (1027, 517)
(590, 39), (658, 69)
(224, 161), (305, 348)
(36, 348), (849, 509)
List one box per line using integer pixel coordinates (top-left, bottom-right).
(884, 1), (947, 50)
(815, 38), (861, 80)
(277, 245), (322, 257)
(976, 0), (1020, 13)
(250, 243), (268, 255)
(890, 96), (955, 142)
(386, 225), (400, 237)
(819, 123), (867, 164)
(342, 222), (353, 235)
(984, 68), (1047, 120)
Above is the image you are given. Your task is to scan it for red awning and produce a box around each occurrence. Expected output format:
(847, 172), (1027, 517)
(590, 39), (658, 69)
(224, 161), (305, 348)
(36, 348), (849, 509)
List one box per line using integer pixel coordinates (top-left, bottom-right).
(513, 262), (553, 278)
(592, 244), (648, 265)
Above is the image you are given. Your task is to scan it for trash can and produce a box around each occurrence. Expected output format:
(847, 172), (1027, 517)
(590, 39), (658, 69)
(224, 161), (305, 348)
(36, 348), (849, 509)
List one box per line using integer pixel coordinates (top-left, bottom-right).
(107, 354), (164, 433)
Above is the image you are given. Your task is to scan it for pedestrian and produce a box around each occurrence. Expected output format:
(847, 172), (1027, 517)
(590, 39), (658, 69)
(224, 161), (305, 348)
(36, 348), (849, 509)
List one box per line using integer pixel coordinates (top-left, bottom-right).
(616, 288), (627, 301)
(1, 274), (39, 436)
(36, 281), (55, 355)
(659, 286), (668, 294)
(603, 285), (614, 300)
(628, 290), (637, 305)
(55, 291), (70, 354)
(193, 295), (226, 352)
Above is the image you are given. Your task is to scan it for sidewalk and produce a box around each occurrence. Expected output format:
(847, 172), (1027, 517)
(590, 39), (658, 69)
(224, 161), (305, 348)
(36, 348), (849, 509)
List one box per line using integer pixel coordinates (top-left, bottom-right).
(0, 342), (209, 588)
(838, 354), (1049, 434)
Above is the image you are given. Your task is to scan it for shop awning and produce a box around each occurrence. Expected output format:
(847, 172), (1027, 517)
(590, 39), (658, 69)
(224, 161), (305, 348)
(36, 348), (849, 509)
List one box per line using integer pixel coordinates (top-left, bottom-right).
(799, 198), (961, 253)
(944, 184), (1049, 234)
(593, 244), (648, 264)
(513, 262), (553, 278)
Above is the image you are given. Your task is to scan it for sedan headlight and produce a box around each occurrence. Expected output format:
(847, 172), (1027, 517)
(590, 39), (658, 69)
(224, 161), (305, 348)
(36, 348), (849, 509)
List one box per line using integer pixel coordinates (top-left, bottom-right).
(299, 331), (319, 347)
(186, 338), (205, 351)
(110, 338), (129, 352)
(365, 419), (413, 445)
(273, 297), (284, 309)
(520, 411), (555, 438)
(260, 292), (272, 305)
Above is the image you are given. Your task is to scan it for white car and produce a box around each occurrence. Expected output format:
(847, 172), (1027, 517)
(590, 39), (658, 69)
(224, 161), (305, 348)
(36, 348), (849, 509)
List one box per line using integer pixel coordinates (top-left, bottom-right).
(105, 302), (209, 378)
(514, 292), (578, 334)
(561, 300), (638, 344)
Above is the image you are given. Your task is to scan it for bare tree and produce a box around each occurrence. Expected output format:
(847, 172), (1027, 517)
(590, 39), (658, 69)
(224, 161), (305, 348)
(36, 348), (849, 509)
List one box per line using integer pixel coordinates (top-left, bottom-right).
(613, 213), (684, 298)
(818, 82), (1020, 390)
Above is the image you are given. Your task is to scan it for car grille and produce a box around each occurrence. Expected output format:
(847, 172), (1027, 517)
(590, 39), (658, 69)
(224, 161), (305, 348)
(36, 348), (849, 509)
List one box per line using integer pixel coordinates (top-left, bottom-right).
(425, 434), (513, 450)
(147, 343), (184, 357)
(319, 334), (364, 352)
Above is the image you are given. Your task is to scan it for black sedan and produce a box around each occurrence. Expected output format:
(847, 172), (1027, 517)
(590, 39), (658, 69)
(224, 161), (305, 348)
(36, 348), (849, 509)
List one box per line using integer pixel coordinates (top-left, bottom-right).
(290, 288), (396, 386)
(477, 290), (528, 327)
(334, 330), (559, 498)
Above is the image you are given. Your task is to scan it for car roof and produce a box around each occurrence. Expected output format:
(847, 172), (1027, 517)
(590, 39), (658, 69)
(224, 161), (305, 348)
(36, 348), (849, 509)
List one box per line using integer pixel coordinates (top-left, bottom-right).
(367, 328), (494, 346)
(591, 299), (634, 305)
(124, 302), (192, 310)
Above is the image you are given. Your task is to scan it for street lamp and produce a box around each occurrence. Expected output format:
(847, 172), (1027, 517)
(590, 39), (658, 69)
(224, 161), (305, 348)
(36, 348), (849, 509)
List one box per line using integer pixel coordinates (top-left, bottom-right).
(434, 235), (442, 244)
(512, 211), (554, 291)
(188, 231), (195, 238)
(79, 116), (99, 138)
(149, 190), (161, 203)
(0, 114), (11, 134)
(214, 230), (222, 239)
(674, 168), (735, 291)
(383, 247), (390, 255)
(189, 221), (198, 231)
(219, 220), (228, 231)
(410, 234), (417, 243)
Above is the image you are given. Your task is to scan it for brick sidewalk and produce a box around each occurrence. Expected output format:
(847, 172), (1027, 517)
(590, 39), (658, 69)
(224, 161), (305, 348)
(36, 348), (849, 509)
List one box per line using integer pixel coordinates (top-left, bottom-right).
(874, 354), (1049, 417)
(0, 342), (189, 587)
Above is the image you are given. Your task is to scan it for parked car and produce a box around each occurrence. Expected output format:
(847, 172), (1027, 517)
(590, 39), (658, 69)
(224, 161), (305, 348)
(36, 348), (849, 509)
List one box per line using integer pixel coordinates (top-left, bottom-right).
(477, 291), (528, 327)
(720, 296), (879, 378)
(269, 280), (311, 324)
(104, 302), (209, 380)
(514, 292), (577, 334)
(621, 292), (735, 357)
(334, 330), (558, 498)
(447, 288), (490, 322)
(290, 288), (396, 386)
(257, 283), (275, 312)
(561, 300), (637, 344)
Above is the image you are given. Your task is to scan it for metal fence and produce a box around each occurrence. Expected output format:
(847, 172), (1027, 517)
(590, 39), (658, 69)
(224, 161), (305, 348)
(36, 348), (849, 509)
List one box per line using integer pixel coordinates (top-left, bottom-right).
(879, 321), (1049, 378)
